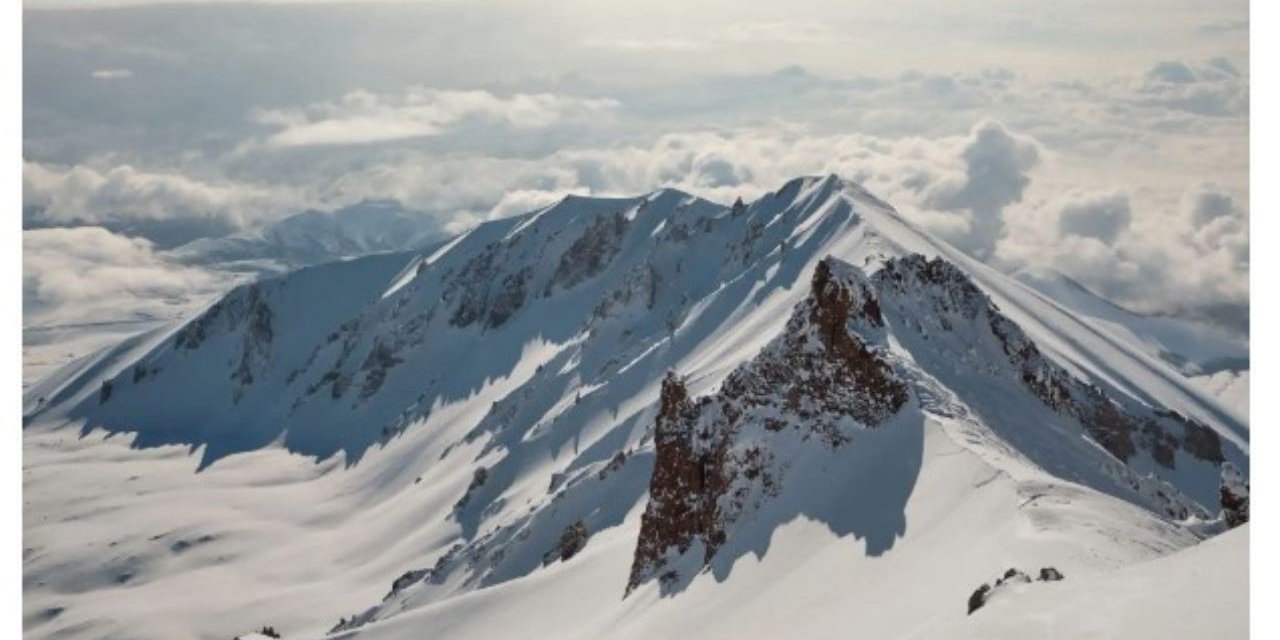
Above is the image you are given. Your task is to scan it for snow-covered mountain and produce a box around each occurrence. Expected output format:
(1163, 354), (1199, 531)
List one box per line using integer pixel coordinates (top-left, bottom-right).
(22, 176), (1248, 640)
(1012, 266), (1248, 377)
(170, 199), (447, 275)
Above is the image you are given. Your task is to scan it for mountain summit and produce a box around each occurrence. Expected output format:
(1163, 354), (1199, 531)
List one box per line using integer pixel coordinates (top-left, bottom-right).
(23, 175), (1248, 640)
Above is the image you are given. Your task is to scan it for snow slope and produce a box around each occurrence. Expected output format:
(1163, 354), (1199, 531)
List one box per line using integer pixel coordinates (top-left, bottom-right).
(1191, 369), (1249, 424)
(963, 523), (1248, 640)
(1013, 266), (1248, 375)
(21, 200), (445, 388)
(22, 176), (1248, 640)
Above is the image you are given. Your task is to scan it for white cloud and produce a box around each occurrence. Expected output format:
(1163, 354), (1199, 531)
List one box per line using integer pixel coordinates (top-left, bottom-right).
(248, 89), (619, 149)
(999, 180), (1248, 328)
(90, 68), (133, 80)
(21, 8), (1250, 334)
(921, 121), (1041, 259)
(1057, 192), (1132, 242)
(23, 161), (301, 246)
(1134, 58), (1248, 117)
(23, 227), (234, 327)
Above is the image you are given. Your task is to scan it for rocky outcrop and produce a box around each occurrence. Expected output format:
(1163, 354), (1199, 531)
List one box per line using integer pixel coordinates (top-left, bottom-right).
(550, 211), (629, 292)
(1220, 463), (1249, 528)
(230, 285), (274, 401)
(967, 566), (1065, 615)
(167, 282), (276, 402)
(627, 259), (909, 593)
(447, 242), (531, 330)
(358, 339), (404, 400)
(627, 373), (726, 593)
(628, 253), (1227, 595)
(876, 255), (1223, 471)
(454, 467), (489, 511)
(384, 569), (431, 600)
(542, 521), (590, 565)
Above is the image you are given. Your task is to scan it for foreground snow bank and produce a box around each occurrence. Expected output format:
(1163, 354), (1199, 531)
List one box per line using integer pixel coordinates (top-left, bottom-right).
(964, 524), (1248, 639)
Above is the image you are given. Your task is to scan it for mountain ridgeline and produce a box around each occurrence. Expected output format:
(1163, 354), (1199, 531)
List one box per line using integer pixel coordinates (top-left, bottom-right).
(28, 175), (1249, 637)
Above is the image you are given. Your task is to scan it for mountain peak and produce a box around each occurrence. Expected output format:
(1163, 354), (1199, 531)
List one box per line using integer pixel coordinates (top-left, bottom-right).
(25, 174), (1247, 640)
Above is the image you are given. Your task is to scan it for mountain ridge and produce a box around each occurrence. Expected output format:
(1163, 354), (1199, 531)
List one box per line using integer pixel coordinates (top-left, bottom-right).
(22, 174), (1249, 640)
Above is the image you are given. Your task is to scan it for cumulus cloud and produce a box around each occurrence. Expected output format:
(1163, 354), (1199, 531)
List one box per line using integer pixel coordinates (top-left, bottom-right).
(1188, 189), (1238, 226)
(1057, 192), (1132, 242)
(247, 89), (619, 149)
(21, 45), (1250, 336)
(1136, 58), (1248, 117)
(1146, 61), (1200, 84)
(23, 227), (234, 327)
(23, 161), (301, 246)
(999, 180), (1248, 331)
(1183, 186), (1248, 268)
(925, 121), (1040, 259)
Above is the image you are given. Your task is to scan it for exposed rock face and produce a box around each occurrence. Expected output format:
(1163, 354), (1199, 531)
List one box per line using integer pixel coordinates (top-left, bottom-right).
(1220, 463), (1249, 528)
(167, 282), (276, 402)
(876, 255), (1223, 472)
(543, 521), (590, 565)
(967, 566), (1065, 615)
(628, 254), (1227, 595)
(385, 569), (431, 600)
(967, 584), (991, 615)
(551, 211), (629, 292)
(627, 258), (909, 593)
(230, 285), (275, 401)
(627, 373), (724, 593)
(589, 262), (659, 333)
(1038, 566), (1065, 581)
(447, 243), (532, 330)
(454, 467), (489, 511)
(358, 339), (404, 400)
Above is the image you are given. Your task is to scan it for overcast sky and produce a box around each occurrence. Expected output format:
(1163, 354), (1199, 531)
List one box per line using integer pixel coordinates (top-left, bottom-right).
(22, 0), (1249, 332)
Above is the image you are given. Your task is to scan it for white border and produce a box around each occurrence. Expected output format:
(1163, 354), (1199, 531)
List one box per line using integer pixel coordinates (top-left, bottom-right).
(4, 2), (1268, 638)
(1249, 1), (1272, 638)
(3, 0), (23, 635)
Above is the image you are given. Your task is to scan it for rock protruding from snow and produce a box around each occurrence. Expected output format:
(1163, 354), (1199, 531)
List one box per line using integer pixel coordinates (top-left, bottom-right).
(542, 521), (590, 565)
(871, 254), (1221, 519)
(446, 241), (532, 330)
(158, 281), (277, 402)
(1220, 463), (1249, 528)
(878, 254), (1224, 471)
(628, 258), (909, 593)
(454, 467), (489, 511)
(549, 211), (629, 293)
(967, 566), (1065, 615)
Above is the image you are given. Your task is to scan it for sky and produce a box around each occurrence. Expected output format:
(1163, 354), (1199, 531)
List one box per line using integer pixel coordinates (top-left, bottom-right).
(21, 0), (1250, 334)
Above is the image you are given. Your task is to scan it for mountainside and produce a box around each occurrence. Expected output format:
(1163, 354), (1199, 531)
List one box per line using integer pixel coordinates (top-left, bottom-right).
(1012, 266), (1248, 376)
(170, 199), (447, 275)
(22, 176), (1248, 640)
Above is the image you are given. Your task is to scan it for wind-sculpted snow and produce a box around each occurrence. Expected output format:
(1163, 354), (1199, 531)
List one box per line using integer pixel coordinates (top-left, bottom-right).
(23, 175), (1249, 640)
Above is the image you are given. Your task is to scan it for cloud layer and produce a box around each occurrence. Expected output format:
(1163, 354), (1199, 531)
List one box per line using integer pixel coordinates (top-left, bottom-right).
(23, 162), (301, 246)
(248, 89), (619, 149)
(23, 227), (236, 327)
(22, 2), (1249, 334)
